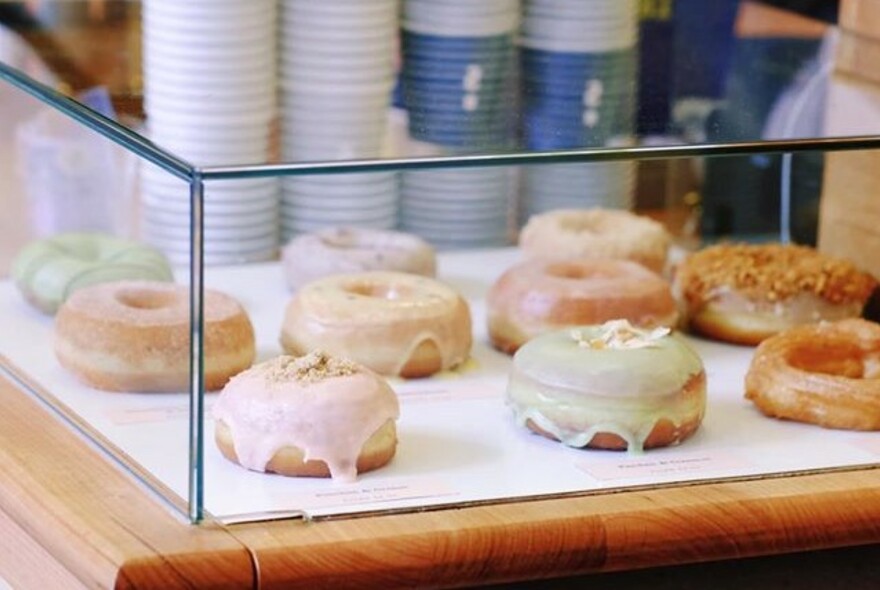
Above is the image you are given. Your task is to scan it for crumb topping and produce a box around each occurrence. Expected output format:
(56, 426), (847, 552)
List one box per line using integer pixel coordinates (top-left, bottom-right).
(571, 319), (670, 350)
(258, 351), (359, 385)
(679, 243), (876, 305)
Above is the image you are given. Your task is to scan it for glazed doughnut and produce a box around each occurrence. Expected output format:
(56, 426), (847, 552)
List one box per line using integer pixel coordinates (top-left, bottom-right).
(745, 319), (880, 430)
(212, 352), (399, 481)
(519, 208), (671, 273)
(54, 281), (255, 392)
(282, 227), (436, 291)
(487, 258), (678, 354)
(280, 271), (472, 378)
(506, 320), (706, 452)
(12, 232), (173, 314)
(674, 243), (877, 346)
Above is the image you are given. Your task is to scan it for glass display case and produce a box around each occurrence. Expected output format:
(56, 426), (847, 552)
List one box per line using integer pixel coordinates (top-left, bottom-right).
(2, 0), (880, 533)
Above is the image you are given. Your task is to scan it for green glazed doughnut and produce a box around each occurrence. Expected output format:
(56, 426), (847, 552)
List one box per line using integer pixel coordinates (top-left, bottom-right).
(11, 232), (174, 314)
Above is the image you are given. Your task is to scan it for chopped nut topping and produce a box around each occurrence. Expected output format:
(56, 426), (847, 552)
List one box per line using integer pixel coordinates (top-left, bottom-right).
(571, 320), (670, 350)
(677, 243), (876, 306)
(258, 351), (359, 385)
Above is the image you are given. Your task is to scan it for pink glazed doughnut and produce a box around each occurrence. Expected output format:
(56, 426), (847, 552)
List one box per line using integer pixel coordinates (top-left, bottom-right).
(212, 352), (399, 481)
(281, 227), (436, 291)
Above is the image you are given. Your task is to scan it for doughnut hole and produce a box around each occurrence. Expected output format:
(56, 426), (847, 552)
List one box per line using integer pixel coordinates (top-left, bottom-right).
(559, 216), (613, 235)
(545, 262), (616, 281)
(320, 229), (358, 250)
(786, 341), (869, 379)
(345, 281), (414, 301)
(115, 288), (178, 310)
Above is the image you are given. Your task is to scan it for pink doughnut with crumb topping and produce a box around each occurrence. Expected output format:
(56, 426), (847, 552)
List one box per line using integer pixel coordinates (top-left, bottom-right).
(212, 352), (399, 481)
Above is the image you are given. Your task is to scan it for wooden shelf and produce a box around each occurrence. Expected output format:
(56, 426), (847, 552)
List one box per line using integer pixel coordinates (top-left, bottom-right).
(2, 373), (880, 589)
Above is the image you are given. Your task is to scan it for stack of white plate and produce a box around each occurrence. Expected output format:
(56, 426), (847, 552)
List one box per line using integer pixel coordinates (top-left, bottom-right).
(518, 161), (636, 225)
(140, 0), (279, 265)
(279, 0), (399, 241)
(518, 0), (639, 219)
(399, 149), (514, 250)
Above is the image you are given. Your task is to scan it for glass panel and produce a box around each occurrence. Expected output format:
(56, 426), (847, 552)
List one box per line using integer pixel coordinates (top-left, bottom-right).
(2, 0), (880, 525)
(0, 0), (875, 175)
(0, 79), (193, 518)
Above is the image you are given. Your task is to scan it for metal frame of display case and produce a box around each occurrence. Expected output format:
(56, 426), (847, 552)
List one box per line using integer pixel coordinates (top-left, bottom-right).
(4, 59), (880, 524)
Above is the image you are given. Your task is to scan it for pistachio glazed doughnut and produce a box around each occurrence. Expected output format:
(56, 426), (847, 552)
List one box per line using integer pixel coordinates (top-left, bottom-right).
(12, 232), (173, 314)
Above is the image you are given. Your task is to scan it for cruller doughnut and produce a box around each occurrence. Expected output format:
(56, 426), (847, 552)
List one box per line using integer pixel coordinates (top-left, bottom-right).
(487, 258), (678, 354)
(281, 227), (436, 291)
(54, 280), (255, 392)
(212, 352), (399, 481)
(519, 208), (671, 273)
(674, 243), (877, 346)
(506, 320), (706, 452)
(280, 271), (472, 378)
(745, 319), (880, 430)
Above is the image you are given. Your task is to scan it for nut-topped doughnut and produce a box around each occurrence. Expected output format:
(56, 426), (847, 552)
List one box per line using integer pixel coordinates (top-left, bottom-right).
(487, 258), (678, 354)
(280, 271), (472, 378)
(213, 352), (400, 481)
(54, 281), (255, 392)
(281, 227), (436, 291)
(674, 243), (877, 345)
(519, 208), (671, 273)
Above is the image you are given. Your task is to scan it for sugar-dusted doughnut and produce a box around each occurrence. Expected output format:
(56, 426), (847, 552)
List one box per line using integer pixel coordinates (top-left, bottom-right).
(487, 258), (678, 354)
(745, 319), (880, 430)
(12, 232), (173, 314)
(519, 208), (671, 273)
(281, 227), (436, 291)
(280, 271), (472, 378)
(54, 281), (255, 392)
(212, 352), (399, 481)
(674, 243), (877, 346)
(506, 320), (706, 452)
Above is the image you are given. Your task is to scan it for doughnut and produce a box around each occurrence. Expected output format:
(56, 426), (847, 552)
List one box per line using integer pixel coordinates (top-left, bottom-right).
(506, 320), (706, 452)
(12, 232), (174, 314)
(212, 352), (399, 481)
(487, 258), (678, 354)
(744, 319), (880, 430)
(519, 208), (671, 273)
(281, 227), (436, 291)
(674, 243), (877, 346)
(54, 281), (255, 392)
(280, 271), (472, 378)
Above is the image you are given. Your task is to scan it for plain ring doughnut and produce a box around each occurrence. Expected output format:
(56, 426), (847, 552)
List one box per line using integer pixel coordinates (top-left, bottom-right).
(487, 258), (678, 354)
(54, 280), (255, 392)
(519, 208), (671, 273)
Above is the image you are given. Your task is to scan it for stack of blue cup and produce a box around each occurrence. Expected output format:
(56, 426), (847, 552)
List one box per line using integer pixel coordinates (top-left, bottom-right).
(401, 31), (515, 150)
(521, 48), (637, 150)
(399, 0), (520, 249)
(518, 0), (639, 221)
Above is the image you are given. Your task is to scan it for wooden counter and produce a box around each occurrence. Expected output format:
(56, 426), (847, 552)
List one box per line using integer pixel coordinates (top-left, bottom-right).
(2, 372), (880, 589)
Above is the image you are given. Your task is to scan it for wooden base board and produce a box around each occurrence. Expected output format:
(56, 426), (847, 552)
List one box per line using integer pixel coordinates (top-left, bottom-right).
(0, 375), (254, 590)
(2, 373), (880, 589)
(840, 0), (880, 41)
(820, 72), (880, 278)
